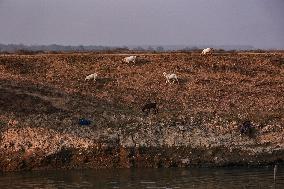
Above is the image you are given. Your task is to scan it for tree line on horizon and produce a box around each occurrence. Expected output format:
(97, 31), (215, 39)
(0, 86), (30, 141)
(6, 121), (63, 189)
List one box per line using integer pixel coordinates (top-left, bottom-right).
(0, 43), (256, 53)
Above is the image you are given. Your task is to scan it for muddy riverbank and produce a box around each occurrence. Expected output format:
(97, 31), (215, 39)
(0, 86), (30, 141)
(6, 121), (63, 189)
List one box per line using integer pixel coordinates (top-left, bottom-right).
(0, 51), (283, 171)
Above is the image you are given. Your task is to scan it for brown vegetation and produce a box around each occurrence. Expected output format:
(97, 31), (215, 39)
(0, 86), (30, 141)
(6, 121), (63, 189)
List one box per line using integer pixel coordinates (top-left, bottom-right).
(0, 51), (283, 171)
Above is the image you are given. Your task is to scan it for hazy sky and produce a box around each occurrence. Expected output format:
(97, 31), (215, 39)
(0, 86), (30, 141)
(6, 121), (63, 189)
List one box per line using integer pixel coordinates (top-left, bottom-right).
(0, 0), (283, 49)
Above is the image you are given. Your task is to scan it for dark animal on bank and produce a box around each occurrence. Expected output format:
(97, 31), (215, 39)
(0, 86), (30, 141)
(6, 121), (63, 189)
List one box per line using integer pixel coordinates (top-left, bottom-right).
(142, 102), (158, 115)
(240, 120), (253, 136)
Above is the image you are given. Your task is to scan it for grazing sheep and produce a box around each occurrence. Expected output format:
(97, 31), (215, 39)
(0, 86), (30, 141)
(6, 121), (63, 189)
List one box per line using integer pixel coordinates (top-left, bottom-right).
(142, 102), (158, 115)
(85, 73), (98, 82)
(163, 72), (179, 84)
(122, 55), (137, 63)
(201, 48), (213, 55)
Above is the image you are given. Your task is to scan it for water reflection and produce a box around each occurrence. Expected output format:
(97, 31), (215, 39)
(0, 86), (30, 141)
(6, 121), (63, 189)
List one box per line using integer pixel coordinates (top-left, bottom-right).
(0, 166), (283, 188)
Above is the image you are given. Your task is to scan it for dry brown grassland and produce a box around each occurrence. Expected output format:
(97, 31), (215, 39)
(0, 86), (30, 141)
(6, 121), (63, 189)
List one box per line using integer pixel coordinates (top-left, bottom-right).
(0, 51), (283, 170)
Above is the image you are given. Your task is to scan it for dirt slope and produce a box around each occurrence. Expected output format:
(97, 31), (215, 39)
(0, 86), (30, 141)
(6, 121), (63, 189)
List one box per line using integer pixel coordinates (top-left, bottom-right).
(0, 51), (283, 171)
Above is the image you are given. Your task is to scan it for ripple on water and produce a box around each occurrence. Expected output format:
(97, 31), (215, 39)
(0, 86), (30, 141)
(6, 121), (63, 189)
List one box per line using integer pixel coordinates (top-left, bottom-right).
(0, 166), (283, 189)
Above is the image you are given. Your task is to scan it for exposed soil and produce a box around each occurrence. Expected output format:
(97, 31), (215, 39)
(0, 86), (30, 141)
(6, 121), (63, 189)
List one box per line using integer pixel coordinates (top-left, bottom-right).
(0, 51), (283, 171)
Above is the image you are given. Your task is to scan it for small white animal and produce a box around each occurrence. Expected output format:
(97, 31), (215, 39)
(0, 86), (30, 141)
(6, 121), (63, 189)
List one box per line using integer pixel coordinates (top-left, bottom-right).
(85, 73), (98, 82)
(122, 55), (136, 63)
(201, 48), (213, 55)
(163, 72), (179, 84)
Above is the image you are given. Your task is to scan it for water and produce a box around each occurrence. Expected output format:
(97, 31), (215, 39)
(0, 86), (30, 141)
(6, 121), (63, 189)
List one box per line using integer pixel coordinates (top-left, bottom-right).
(0, 166), (283, 188)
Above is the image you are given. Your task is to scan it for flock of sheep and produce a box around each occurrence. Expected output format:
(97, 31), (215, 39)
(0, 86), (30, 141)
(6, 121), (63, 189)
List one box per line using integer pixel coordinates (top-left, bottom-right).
(84, 47), (258, 134)
(85, 48), (213, 84)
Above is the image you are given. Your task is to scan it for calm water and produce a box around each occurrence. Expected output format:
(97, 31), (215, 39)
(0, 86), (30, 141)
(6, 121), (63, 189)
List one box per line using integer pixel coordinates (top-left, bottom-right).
(0, 166), (283, 189)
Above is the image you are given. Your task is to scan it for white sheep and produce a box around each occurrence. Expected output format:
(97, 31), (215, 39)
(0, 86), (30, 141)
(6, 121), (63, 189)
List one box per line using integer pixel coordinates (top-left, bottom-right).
(122, 55), (136, 63)
(163, 72), (179, 84)
(201, 48), (213, 55)
(85, 73), (98, 82)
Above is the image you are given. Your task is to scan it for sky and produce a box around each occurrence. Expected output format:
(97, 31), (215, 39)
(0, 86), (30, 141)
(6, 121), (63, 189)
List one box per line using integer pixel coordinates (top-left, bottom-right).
(0, 0), (283, 49)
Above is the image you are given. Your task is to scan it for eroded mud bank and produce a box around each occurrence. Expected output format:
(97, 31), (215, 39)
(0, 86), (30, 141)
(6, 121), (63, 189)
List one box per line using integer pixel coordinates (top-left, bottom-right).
(0, 52), (283, 171)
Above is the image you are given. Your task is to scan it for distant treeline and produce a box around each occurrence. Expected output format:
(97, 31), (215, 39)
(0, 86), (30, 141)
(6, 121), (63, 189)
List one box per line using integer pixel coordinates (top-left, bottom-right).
(0, 44), (125, 53)
(0, 43), (256, 53)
